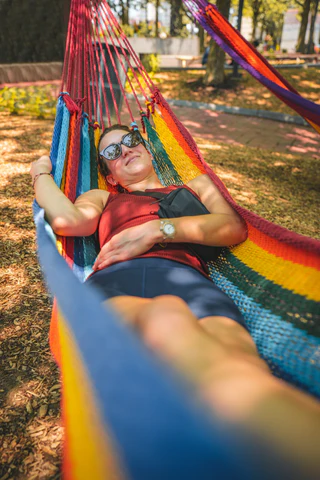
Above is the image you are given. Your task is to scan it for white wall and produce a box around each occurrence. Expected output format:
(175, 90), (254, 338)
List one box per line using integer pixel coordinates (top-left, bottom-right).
(129, 37), (199, 55)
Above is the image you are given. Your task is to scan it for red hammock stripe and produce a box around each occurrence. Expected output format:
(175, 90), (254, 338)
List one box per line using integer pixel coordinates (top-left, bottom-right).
(154, 93), (206, 170)
(248, 225), (320, 269)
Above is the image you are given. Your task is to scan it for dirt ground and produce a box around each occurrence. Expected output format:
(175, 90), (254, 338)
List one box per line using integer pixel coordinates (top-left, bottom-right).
(0, 113), (61, 480)
(0, 109), (319, 479)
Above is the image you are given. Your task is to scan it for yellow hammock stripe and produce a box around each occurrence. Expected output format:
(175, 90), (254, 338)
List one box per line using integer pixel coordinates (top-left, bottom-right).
(56, 237), (63, 256)
(58, 311), (124, 480)
(233, 239), (320, 301)
(151, 110), (202, 183)
(93, 125), (108, 191)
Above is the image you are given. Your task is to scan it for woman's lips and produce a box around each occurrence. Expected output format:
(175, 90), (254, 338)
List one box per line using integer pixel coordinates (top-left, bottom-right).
(125, 155), (138, 166)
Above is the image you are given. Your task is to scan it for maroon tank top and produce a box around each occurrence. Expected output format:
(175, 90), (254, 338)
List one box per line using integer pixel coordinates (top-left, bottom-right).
(98, 185), (209, 276)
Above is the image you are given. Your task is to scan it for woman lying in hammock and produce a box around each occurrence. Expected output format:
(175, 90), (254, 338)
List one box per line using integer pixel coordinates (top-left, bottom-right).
(31, 124), (320, 476)
(31, 124), (248, 329)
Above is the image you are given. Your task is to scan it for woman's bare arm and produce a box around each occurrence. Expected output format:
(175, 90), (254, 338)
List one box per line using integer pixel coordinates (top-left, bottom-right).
(31, 155), (109, 237)
(168, 174), (247, 247)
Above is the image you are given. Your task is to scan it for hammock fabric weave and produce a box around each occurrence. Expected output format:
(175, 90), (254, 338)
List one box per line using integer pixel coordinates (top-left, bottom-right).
(33, 0), (320, 478)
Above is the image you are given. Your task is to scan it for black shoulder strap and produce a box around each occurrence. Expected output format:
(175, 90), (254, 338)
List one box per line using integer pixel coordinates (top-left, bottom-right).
(129, 190), (168, 200)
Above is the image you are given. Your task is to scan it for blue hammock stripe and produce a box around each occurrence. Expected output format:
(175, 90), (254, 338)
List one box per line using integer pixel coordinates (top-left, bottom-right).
(53, 100), (70, 188)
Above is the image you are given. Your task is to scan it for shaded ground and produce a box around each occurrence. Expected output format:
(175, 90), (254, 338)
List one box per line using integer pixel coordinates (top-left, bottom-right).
(0, 113), (62, 479)
(0, 109), (319, 479)
(143, 68), (320, 114)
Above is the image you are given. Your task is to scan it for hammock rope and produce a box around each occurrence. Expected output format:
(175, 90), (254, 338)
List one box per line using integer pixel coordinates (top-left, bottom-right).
(34, 1), (320, 477)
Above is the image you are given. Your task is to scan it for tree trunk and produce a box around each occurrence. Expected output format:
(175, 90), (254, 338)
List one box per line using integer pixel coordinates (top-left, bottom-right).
(120, 0), (129, 25)
(145, 0), (148, 24)
(170, 0), (183, 36)
(307, 0), (319, 53)
(296, 0), (312, 53)
(278, 15), (285, 50)
(198, 25), (205, 53)
(203, 0), (231, 86)
(251, 0), (263, 42)
(155, 0), (160, 37)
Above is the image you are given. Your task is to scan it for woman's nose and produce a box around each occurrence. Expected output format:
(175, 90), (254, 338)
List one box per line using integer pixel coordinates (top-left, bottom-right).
(121, 144), (132, 156)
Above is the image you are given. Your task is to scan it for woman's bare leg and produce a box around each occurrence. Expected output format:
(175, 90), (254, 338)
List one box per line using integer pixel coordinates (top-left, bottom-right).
(104, 294), (320, 475)
(103, 295), (151, 326)
(126, 295), (320, 476)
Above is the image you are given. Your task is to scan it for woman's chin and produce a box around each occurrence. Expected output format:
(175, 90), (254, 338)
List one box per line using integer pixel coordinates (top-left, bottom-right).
(127, 161), (152, 176)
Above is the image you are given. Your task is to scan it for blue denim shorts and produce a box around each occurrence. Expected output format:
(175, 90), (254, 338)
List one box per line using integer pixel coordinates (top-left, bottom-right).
(86, 258), (245, 326)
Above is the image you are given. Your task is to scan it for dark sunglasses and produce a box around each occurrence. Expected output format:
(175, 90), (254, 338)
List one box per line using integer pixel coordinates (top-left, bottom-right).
(99, 131), (144, 161)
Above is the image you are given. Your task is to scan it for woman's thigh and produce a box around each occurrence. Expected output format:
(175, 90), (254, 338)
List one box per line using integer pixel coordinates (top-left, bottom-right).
(104, 295), (265, 368)
(103, 295), (151, 326)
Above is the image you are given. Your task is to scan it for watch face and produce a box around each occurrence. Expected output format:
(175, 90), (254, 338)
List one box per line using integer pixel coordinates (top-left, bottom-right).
(164, 223), (175, 235)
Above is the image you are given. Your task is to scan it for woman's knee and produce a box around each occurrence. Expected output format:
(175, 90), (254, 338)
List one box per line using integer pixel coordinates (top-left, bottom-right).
(153, 294), (190, 312)
(137, 295), (198, 351)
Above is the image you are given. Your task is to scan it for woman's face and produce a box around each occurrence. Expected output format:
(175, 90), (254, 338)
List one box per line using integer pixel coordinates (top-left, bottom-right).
(100, 129), (154, 188)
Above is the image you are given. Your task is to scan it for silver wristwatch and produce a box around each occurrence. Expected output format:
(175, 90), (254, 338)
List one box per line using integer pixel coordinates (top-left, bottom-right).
(160, 220), (176, 241)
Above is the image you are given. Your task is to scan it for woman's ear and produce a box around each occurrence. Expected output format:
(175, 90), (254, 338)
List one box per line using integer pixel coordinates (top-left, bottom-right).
(106, 174), (118, 186)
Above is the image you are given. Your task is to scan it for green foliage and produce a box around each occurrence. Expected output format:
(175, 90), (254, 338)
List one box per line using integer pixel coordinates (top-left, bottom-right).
(0, 0), (66, 63)
(246, 0), (290, 41)
(140, 53), (160, 73)
(0, 86), (57, 118)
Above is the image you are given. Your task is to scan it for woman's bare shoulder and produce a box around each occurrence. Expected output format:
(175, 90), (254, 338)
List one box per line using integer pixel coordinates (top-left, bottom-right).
(186, 175), (236, 216)
(75, 188), (110, 208)
(186, 174), (215, 193)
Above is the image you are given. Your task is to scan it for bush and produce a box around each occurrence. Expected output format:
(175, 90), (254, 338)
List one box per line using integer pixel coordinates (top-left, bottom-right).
(140, 53), (160, 73)
(121, 24), (135, 38)
(0, 85), (57, 118)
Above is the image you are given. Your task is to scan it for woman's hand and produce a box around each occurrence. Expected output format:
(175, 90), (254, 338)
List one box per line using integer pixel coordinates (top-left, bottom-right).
(30, 155), (52, 183)
(93, 220), (161, 271)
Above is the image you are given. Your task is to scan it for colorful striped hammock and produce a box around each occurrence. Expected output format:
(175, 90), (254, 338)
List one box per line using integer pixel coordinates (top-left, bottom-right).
(33, 0), (320, 478)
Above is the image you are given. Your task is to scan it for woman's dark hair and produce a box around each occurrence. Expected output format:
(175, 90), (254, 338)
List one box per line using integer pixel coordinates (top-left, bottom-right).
(97, 124), (132, 177)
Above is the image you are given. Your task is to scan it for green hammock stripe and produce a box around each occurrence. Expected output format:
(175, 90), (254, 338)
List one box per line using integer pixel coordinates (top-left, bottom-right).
(89, 126), (98, 190)
(212, 251), (320, 337)
(144, 118), (183, 186)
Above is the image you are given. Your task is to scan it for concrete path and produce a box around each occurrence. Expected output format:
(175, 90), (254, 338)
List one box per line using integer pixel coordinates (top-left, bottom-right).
(169, 103), (320, 158)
